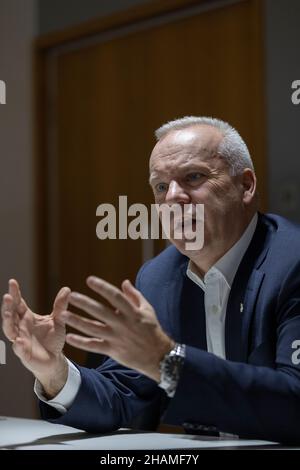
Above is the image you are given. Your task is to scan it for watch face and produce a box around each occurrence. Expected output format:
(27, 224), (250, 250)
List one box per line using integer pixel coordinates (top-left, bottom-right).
(159, 346), (185, 396)
(164, 355), (184, 378)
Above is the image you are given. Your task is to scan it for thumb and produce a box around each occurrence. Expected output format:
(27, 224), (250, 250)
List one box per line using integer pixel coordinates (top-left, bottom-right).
(121, 280), (143, 308)
(12, 337), (31, 364)
(52, 287), (71, 318)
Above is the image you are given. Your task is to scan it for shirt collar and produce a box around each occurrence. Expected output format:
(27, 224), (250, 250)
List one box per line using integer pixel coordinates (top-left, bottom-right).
(186, 213), (258, 290)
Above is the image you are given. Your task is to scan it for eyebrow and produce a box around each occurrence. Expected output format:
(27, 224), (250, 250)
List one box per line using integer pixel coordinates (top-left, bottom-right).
(149, 174), (158, 185)
(149, 163), (210, 185)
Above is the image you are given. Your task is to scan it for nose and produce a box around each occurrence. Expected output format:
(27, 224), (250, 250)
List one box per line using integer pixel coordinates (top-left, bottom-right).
(165, 180), (190, 204)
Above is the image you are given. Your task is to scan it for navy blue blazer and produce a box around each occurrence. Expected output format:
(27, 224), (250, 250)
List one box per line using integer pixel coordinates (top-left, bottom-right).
(40, 213), (300, 443)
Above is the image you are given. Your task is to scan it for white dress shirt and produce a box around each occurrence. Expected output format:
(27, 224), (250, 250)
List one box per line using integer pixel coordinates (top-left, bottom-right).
(187, 213), (258, 359)
(35, 213), (258, 414)
(34, 359), (81, 414)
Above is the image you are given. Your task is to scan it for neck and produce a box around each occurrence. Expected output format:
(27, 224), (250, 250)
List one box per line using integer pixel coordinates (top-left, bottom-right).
(189, 210), (257, 276)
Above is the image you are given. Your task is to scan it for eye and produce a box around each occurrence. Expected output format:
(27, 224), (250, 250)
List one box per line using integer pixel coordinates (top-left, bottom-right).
(185, 172), (203, 183)
(155, 182), (168, 193)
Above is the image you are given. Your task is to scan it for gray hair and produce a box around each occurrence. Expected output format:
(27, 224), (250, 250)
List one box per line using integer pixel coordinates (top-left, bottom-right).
(155, 116), (254, 175)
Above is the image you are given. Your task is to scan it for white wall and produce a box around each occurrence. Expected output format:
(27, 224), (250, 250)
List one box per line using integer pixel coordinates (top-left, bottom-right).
(0, 0), (38, 417)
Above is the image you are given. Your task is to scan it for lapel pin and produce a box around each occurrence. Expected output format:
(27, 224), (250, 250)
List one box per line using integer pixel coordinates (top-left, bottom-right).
(240, 302), (244, 313)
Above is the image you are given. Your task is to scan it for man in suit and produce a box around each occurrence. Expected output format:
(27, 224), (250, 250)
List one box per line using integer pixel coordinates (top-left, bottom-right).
(2, 117), (300, 443)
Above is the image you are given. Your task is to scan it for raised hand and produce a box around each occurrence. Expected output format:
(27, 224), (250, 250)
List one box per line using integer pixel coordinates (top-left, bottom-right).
(1, 279), (70, 396)
(61, 276), (174, 382)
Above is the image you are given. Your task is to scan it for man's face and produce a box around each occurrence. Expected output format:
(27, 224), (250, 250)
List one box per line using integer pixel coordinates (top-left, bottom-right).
(149, 125), (252, 259)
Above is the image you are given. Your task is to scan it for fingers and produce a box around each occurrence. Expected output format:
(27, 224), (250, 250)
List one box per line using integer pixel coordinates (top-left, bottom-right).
(121, 280), (142, 307)
(9, 279), (22, 304)
(53, 287), (71, 318)
(68, 292), (113, 324)
(8, 279), (27, 315)
(66, 333), (106, 354)
(1, 295), (18, 341)
(1, 293), (12, 318)
(60, 310), (110, 338)
(12, 337), (31, 363)
(86, 276), (135, 315)
(2, 279), (29, 341)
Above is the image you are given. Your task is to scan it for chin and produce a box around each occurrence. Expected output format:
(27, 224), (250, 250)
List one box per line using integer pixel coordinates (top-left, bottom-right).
(171, 238), (204, 256)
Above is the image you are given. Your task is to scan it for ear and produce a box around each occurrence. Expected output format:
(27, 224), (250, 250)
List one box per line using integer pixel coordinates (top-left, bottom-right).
(241, 169), (257, 205)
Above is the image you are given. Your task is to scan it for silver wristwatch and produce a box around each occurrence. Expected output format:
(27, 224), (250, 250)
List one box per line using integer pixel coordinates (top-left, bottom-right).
(158, 343), (186, 397)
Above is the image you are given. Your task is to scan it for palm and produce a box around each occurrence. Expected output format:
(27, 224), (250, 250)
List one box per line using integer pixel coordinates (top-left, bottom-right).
(17, 307), (66, 373)
(1, 280), (70, 375)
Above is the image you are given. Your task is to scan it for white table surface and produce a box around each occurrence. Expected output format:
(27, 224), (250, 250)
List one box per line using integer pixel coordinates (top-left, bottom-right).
(0, 416), (277, 450)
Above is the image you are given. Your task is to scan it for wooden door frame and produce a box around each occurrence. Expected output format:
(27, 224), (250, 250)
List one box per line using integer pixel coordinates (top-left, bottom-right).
(33, 0), (266, 311)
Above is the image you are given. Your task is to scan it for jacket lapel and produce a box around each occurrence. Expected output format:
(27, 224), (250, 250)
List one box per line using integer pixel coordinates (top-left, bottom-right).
(166, 260), (207, 350)
(179, 275), (207, 350)
(240, 270), (265, 361)
(226, 214), (273, 362)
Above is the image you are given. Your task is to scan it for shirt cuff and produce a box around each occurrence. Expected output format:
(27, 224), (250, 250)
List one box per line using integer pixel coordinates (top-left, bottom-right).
(34, 358), (82, 414)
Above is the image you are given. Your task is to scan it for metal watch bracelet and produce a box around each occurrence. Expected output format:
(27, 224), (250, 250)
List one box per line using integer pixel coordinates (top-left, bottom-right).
(158, 343), (186, 397)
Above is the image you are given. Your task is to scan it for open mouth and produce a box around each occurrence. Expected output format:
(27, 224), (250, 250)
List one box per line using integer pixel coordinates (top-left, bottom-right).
(174, 217), (198, 232)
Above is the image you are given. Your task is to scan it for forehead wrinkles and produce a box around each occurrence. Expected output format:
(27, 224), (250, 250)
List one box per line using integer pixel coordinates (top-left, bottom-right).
(150, 142), (215, 174)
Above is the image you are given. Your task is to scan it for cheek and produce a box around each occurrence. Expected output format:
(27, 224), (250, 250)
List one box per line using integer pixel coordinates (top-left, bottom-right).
(189, 185), (222, 209)
(206, 179), (241, 202)
(189, 186), (211, 203)
(190, 183), (241, 217)
(154, 194), (166, 205)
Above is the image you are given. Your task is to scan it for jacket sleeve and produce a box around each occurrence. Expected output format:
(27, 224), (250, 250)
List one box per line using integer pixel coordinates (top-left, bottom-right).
(40, 358), (161, 433)
(39, 263), (163, 433)
(164, 265), (300, 444)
